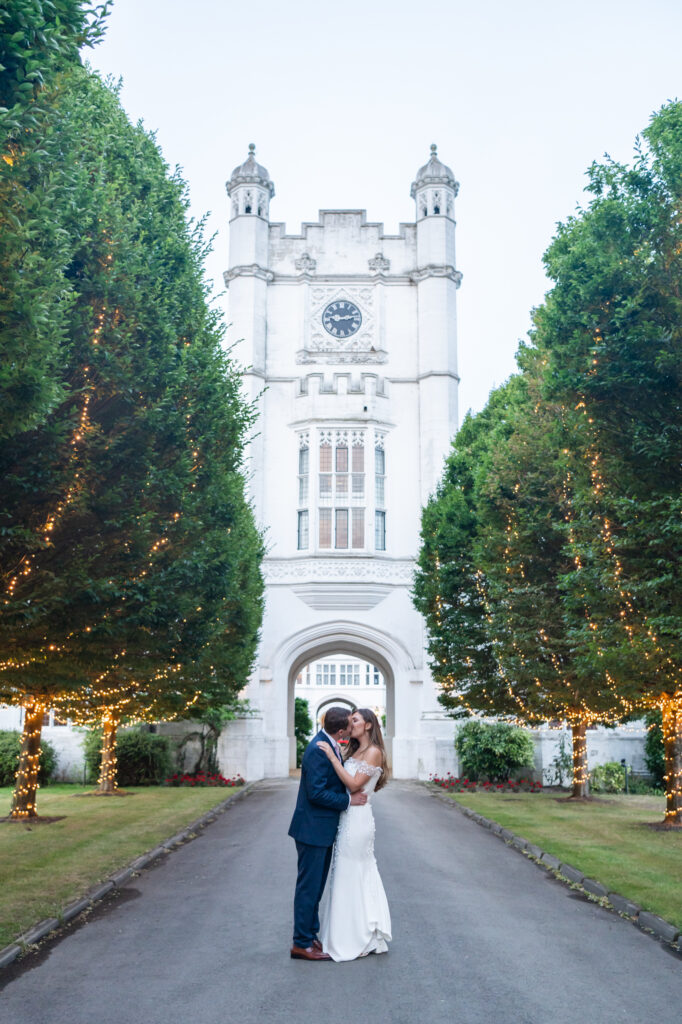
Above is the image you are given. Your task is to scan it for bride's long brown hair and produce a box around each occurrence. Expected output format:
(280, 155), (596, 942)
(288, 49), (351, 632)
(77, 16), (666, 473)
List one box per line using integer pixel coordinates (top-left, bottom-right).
(344, 708), (389, 791)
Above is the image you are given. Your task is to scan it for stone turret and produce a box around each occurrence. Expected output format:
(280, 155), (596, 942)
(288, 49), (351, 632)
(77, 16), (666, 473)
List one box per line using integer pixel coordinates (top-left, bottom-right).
(410, 145), (460, 502)
(410, 143), (459, 220)
(226, 142), (275, 220)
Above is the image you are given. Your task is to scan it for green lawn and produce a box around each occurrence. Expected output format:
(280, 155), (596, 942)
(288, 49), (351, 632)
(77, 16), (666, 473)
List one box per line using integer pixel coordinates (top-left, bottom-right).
(0, 784), (244, 949)
(446, 789), (682, 930)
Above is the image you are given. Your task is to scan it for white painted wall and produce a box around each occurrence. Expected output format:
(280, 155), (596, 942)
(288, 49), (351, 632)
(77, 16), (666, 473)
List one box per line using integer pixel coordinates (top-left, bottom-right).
(0, 705), (85, 782)
(219, 147), (461, 779)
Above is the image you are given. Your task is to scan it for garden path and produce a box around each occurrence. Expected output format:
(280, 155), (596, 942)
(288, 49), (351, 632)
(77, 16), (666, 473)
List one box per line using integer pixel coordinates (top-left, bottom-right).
(2, 778), (682, 1023)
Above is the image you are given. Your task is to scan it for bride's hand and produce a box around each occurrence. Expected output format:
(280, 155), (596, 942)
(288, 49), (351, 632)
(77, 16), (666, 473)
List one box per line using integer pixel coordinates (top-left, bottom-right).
(316, 741), (334, 760)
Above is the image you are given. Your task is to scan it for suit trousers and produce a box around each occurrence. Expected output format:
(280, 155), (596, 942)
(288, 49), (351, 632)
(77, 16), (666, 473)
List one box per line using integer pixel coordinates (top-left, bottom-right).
(293, 841), (334, 947)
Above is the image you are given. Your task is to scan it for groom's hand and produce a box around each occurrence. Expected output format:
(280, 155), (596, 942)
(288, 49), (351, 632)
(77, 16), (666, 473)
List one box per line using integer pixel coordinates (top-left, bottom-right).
(350, 791), (367, 806)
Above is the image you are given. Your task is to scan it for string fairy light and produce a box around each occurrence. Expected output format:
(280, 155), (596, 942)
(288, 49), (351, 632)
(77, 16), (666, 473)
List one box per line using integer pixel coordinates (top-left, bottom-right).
(570, 389), (682, 819)
(9, 700), (46, 819)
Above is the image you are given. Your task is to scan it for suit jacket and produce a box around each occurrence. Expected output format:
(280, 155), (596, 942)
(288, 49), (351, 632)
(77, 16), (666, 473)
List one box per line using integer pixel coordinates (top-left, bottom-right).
(288, 730), (350, 847)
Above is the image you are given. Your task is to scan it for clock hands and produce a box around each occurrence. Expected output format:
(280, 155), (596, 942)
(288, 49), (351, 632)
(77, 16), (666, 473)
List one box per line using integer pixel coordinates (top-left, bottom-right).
(322, 300), (362, 337)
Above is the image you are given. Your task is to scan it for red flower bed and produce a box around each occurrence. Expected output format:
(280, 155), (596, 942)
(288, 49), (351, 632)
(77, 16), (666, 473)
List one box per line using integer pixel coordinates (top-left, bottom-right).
(429, 773), (542, 793)
(165, 772), (245, 788)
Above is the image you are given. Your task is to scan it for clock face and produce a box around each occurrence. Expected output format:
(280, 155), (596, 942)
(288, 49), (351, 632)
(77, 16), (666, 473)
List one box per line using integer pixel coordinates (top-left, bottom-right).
(322, 299), (362, 338)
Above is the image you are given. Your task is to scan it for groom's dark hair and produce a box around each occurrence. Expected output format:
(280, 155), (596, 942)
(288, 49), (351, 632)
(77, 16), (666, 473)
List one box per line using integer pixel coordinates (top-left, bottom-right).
(323, 707), (351, 735)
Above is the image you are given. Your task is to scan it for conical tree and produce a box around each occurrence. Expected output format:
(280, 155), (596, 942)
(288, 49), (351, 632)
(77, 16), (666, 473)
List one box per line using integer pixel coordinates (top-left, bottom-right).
(535, 102), (682, 823)
(0, 0), (108, 439)
(1, 67), (262, 815)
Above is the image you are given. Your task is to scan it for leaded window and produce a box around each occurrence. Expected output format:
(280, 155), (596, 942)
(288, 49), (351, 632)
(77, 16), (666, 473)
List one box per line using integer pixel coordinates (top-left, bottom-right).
(375, 510), (386, 551)
(297, 510), (309, 550)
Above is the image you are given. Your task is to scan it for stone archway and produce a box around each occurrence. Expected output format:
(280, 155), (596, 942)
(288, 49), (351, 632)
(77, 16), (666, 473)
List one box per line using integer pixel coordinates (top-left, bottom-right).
(276, 620), (417, 772)
(314, 694), (356, 731)
(288, 645), (394, 771)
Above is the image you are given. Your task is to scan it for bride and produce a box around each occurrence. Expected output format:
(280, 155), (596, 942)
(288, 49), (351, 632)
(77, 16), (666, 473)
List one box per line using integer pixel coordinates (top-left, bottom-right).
(315, 708), (392, 961)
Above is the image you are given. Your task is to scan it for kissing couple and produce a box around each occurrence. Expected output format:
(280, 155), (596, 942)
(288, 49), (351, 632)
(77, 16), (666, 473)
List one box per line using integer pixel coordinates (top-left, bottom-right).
(288, 706), (392, 962)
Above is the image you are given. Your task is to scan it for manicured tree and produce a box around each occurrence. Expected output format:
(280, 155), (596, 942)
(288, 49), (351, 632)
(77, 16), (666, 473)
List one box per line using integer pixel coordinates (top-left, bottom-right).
(0, 68), (262, 813)
(475, 351), (628, 796)
(77, 484), (263, 794)
(0, 0), (108, 439)
(415, 359), (625, 797)
(413, 383), (517, 721)
(535, 102), (682, 822)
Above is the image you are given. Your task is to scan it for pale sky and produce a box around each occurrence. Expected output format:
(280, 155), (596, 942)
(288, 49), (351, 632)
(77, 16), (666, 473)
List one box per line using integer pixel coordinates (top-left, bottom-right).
(88, 0), (682, 417)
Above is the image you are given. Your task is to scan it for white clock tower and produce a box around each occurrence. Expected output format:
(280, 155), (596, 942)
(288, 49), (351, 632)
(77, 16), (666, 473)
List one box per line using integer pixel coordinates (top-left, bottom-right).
(218, 144), (461, 779)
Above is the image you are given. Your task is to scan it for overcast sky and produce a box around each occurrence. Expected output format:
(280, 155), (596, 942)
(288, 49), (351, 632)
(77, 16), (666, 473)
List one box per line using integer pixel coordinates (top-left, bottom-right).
(88, 0), (682, 417)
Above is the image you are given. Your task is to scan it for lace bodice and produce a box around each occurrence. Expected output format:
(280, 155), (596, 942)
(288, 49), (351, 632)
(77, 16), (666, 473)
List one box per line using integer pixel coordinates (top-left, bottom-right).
(345, 757), (383, 796)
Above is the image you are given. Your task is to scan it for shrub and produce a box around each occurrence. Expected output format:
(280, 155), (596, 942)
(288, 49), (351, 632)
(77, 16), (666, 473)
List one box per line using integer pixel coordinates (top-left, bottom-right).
(627, 774), (663, 795)
(295, 697), (313, 768)
(590, 761), (625, 793)
(83, 726), (172, 786)
(0, 730), (57, 786)
(644, 709), (664, 789)
(454, 720), (535, 782)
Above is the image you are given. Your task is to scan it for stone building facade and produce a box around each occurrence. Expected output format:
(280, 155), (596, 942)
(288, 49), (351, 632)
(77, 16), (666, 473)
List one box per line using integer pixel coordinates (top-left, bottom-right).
(217, 144), (461, 779)
(0, 146), (648, 787)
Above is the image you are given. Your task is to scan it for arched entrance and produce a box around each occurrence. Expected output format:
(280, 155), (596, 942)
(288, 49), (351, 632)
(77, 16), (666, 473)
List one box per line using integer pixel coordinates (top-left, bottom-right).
(218, 619), (429, 781)
(314, 695), (356, 730)
(277, 620), (414, 772)
(288, 644), (394, 770)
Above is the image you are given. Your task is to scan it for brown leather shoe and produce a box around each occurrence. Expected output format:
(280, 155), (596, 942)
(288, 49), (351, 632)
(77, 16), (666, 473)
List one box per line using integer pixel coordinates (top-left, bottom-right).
(290, 944), (332, 961)
(312, 939), (323, 952)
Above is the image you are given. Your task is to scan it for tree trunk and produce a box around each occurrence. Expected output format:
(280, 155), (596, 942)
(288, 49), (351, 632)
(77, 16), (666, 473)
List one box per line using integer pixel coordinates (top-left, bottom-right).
(661, 698), (682, 826)
(96, 710), (119, 794)
(571, 720), (590, 798)
(10, 700), (45, 819)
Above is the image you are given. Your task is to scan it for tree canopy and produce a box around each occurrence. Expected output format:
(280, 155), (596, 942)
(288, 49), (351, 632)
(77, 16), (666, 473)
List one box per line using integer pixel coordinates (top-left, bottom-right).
(0, 0), (109, 439)
(415, 101), (682, 817)
(1, 65), (263, 813)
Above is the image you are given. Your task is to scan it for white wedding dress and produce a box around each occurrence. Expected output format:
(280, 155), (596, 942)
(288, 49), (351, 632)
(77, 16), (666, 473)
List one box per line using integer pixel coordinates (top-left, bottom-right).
(318, 758), (392, 962)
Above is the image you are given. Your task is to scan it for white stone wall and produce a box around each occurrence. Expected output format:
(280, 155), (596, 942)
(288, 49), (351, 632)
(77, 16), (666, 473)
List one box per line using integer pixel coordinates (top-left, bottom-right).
(0, 705), (85, 782)
(532, 725), (649, 782)
(219, 149), (460, 780)
(219, 147), (647, 782)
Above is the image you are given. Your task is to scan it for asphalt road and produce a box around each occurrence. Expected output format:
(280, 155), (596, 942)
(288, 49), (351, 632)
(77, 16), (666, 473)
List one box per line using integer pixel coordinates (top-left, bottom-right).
(2, 779), (681, 1024)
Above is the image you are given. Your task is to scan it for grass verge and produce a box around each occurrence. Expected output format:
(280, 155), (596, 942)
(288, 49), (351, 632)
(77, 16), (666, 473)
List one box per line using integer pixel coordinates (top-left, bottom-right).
(446, 789), (682, 930)
(0, 784), (244, 949)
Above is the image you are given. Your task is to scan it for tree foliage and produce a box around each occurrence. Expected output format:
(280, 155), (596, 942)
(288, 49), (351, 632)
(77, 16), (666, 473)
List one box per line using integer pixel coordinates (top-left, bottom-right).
(295, 697), (313, 767)
(83, 726), (172, 786)
(0, 729), (56, 785)
(415, 102), (682, 815)
(1, 66), (263, 813)
(0, 1), (109, 438)
(534, 102), (682, 820)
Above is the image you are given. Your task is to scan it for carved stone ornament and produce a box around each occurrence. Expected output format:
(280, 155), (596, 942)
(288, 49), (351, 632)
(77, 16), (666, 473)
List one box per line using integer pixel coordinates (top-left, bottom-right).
(297, 349), (387, 365)
(263, 557), (415, 587)
(223, 264), (274, 285)
(409, 264), (462, 286)
(295, 252), (317, 272)
(297, 285), (386, 364)
(368, 253), (391, 273)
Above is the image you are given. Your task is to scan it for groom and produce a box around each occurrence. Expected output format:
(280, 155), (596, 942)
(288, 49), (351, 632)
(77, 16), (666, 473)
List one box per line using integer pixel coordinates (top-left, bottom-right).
(288, 706), (367, 960)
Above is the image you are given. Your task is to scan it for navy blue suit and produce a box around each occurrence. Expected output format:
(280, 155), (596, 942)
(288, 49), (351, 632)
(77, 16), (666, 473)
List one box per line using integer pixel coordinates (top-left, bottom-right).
(288, 730), (349, 948)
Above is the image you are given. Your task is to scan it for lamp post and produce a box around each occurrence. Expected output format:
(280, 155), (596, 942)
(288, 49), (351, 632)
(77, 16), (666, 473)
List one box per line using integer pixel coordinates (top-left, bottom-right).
(620, 757), (629, 794)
